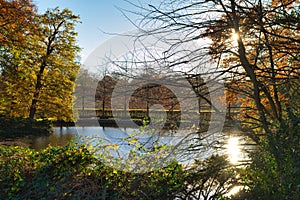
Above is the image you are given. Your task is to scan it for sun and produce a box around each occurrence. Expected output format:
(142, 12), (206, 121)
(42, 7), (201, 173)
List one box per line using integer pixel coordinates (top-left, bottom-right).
(231, 30), (239, 41)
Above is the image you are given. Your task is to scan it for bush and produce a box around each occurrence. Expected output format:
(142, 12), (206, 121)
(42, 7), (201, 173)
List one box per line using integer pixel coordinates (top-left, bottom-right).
(0, 142), (238, 199)
(233, 127), (300, 200)
(0, 144), (94, 199)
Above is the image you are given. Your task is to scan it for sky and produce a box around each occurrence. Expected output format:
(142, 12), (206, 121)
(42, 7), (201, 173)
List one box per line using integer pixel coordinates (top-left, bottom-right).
(33, 0), (145, 63)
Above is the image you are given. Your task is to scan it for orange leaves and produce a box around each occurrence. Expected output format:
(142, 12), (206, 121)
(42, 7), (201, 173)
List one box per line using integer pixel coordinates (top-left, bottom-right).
(0, 0), (36, 46)
(210, 0), (300, 121)
(221, 56), (240, 68)
(271, 0), (299, 8)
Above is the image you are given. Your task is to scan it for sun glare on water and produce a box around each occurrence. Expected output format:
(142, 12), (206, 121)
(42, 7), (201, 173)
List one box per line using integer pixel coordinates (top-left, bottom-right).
(226, 137), (242, 165)
(224, 136), (244, 197)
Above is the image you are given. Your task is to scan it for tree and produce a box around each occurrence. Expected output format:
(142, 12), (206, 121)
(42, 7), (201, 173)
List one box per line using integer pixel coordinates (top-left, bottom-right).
(28, 7), (80, 120)
(0, 0), (36, 116)
(74, 68), (100, 118)
(205, 2), (300, 197)
(133, 0), (299, 129)
(0, 6), (81, 122)
(122, 0), (299, 198)
(95, 75), (116, 118)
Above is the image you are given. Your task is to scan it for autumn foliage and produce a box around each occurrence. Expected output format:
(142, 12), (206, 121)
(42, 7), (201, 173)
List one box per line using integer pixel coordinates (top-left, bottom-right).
(0, 2), (80, 121)
(0, 0), (35, 46)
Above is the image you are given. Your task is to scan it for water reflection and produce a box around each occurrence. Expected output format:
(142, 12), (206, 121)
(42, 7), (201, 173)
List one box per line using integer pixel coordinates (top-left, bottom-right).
(226, 137), (242, 165)
(13, 126), (250, 197)
(224, 136), (246, 197)
(28, 127), (76, 150)
(25, 127), (248, 167)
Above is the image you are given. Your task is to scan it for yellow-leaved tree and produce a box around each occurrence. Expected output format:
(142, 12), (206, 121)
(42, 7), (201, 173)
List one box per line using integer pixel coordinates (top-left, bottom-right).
(0, 6), (80, 122)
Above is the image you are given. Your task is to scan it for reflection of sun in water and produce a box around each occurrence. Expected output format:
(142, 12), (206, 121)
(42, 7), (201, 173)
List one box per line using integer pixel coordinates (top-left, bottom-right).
(225, 136), (246, 197)
(226, 137), (241, 165)
(226, 185), (243, 197)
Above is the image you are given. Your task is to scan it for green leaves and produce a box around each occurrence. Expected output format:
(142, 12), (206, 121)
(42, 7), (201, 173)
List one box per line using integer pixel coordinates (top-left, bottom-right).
(0, 142), (238, 199)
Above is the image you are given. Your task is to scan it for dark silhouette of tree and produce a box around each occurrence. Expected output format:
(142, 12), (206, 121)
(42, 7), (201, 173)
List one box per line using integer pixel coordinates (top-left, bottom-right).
(118, 0), (300, 198)
(95, 75), (116, 118)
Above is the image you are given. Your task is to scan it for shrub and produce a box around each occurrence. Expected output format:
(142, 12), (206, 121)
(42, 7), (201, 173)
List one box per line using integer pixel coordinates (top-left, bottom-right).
(0, 142), (237, 199)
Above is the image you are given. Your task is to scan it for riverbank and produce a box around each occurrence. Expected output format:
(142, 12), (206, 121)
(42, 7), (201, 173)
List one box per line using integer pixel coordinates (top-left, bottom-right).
(0, 116), (52, 140)
(0, 138), (30, 147)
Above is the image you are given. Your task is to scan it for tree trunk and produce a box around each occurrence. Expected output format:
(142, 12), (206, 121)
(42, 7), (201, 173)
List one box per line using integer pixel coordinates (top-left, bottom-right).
(29, 62), (46, 119)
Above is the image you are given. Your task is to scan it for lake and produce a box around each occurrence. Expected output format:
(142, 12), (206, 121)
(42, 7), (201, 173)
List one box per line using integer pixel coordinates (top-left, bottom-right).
(20, 126), (251, 167)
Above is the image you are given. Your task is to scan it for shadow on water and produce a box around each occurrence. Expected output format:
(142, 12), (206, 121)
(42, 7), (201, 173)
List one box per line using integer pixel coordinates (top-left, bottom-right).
(26, 127), (77, 150)
(25, 127), (134, 151)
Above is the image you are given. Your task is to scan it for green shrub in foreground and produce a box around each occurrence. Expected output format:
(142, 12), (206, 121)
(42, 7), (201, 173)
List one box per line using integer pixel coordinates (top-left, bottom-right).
(0, 144), (185, 199)
(0, 144), (94, 199)
(0, 143), (237, 200)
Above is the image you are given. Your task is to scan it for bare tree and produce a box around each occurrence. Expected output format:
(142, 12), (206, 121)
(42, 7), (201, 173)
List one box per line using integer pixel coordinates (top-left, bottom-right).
(115, 0), (300, 198)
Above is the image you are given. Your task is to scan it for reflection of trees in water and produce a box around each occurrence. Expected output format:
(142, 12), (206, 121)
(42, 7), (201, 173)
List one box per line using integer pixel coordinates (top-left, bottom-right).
(30, 132), (74, 150)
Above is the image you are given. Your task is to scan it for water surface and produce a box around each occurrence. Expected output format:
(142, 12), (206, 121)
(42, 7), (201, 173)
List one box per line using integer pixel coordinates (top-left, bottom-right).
(22, 127), (251, 166)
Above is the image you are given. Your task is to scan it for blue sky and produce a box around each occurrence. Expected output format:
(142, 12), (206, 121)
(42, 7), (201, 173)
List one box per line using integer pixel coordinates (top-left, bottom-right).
(34, 0), (144, 62)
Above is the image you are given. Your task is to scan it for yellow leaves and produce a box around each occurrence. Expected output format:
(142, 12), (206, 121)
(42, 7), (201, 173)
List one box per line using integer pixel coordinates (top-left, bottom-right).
(105, 144), (119, 151)
(112, 144), (119, 151)
(16, 66), (22, 72)
(128, 138), (139, 145)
